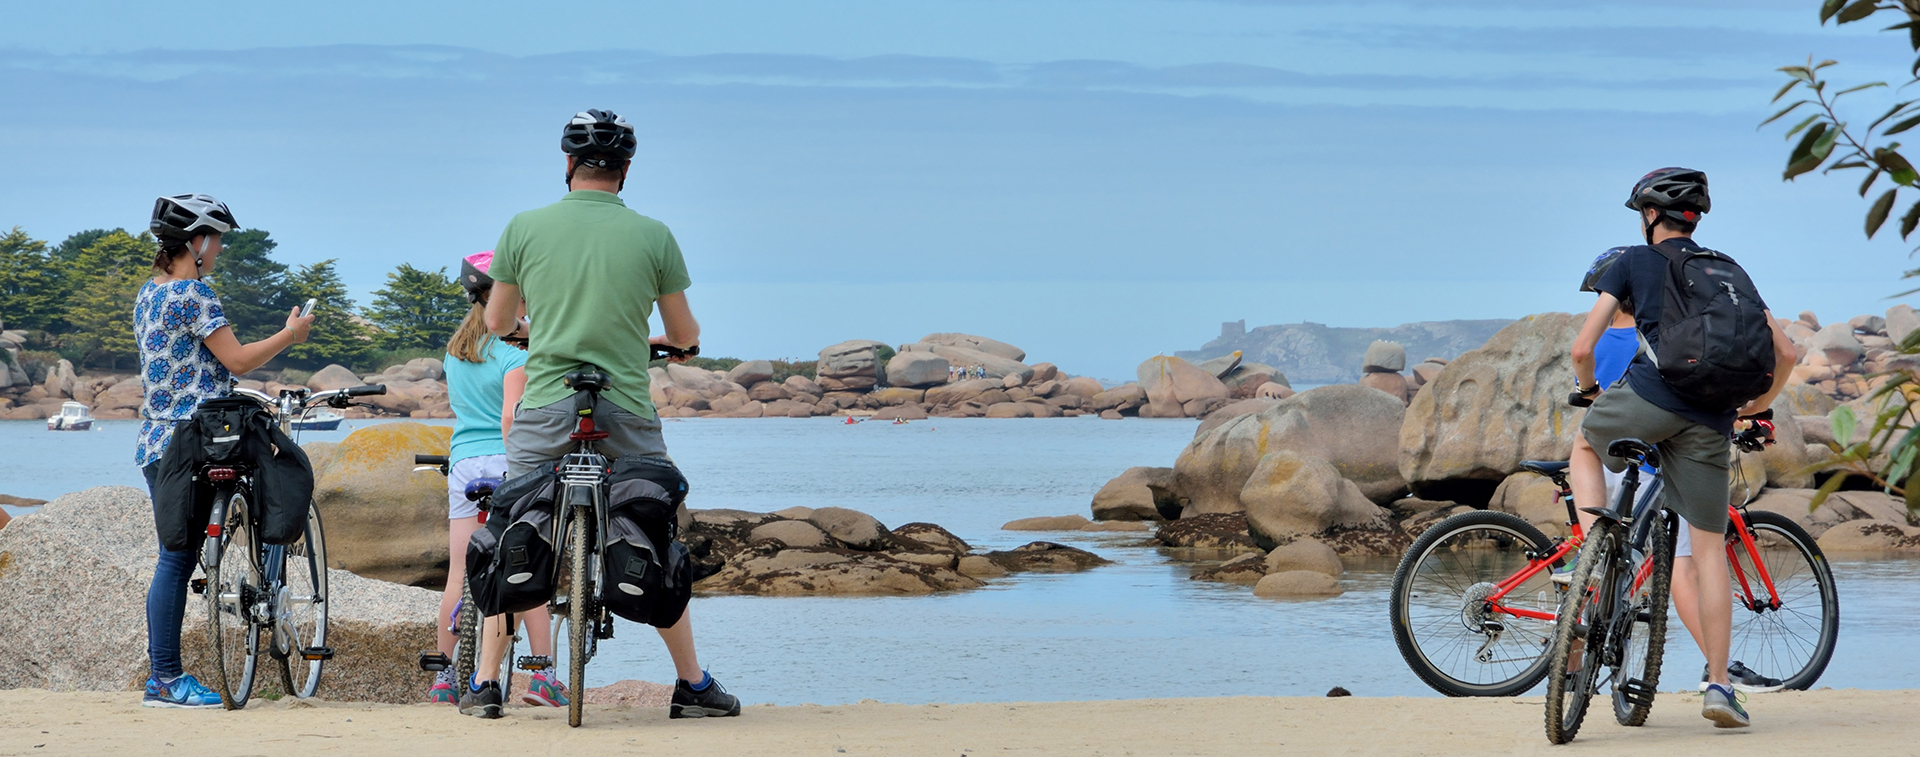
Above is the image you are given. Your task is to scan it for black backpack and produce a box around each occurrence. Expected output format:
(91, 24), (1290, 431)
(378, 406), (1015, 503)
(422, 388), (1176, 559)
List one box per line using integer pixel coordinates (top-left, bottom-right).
(599, 457), (693, 629)
(1645, 239), (1776, 413)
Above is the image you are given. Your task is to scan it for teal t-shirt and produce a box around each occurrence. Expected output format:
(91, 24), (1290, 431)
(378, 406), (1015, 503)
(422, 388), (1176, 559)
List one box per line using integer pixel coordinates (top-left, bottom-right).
(445, 340), (527, 464)
(490, 190), (691, 419)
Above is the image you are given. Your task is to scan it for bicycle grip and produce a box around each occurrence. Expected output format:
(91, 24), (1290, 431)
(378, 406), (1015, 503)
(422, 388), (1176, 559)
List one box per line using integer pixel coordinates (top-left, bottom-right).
(1567, 391), (1594, 408)
(348, 384), (387, 397)
(415, 454), (449, 466)
(650, 344), (699, 361)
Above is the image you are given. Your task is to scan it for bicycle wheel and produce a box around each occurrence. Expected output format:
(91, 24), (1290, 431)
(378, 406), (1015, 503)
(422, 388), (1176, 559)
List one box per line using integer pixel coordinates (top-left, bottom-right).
(1545, 521), (1616, 744)
(1613, 509), (1673, 726)
(1389, 510), (1559, 696)
(455, 577), (480, 695)
(566, 508), (592, 728)
(278, 503), (329, 699)
(203, 489), (263, 710)
(1726, 510), (1839, 690)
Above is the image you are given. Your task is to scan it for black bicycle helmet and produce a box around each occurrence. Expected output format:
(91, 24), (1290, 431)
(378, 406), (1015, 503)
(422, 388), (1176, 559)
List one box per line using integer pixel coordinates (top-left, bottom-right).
(1580, 247), (1630, 293)
(561, 109), (637, 165)
(459, 251), (494, 304)
(150, 194), (236, 242)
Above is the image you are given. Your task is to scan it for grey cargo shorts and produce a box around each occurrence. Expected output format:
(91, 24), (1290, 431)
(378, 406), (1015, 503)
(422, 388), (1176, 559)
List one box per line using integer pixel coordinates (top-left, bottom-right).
(1579, 382), (1730, 535)
(505, 392), (671, 478)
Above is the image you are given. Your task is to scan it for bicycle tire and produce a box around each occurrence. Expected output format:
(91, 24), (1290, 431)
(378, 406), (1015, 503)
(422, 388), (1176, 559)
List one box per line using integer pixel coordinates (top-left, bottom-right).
(1728, 510), (1839, 690)
(567, 507), (591, 728)
(455, 577), (479, 696)
(1613, 509), (1673, 726)
(203, 489), (262, 710)
(278, 502), (329, 699)
(1389, 510), (1558, 697)
(1545, 521), (1616, 744)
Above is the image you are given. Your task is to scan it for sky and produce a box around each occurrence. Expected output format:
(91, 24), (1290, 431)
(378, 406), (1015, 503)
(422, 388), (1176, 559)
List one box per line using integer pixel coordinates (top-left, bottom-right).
(1, 0), (1913, 379)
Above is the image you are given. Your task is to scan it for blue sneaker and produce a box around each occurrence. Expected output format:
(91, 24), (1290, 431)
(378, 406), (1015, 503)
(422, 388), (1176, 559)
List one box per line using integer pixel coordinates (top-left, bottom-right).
(143, 674), (224, 709)
(1702, 683), (1750, 728)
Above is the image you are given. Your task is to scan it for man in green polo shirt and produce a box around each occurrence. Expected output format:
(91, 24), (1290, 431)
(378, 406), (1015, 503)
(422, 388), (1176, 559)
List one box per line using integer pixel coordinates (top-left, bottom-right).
(482, 109), (739, 721)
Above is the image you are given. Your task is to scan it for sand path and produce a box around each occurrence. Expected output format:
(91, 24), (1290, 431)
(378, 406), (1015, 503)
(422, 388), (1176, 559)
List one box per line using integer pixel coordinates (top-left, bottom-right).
(1, 688), (1910, 756)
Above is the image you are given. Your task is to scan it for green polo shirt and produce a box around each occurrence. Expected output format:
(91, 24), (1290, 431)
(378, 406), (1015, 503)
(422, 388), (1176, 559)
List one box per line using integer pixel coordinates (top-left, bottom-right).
(489, 190), (691, 419)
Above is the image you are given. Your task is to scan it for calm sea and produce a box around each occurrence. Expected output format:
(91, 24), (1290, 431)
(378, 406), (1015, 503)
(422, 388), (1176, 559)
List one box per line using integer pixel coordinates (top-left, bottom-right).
(2, 418), (1915, 704)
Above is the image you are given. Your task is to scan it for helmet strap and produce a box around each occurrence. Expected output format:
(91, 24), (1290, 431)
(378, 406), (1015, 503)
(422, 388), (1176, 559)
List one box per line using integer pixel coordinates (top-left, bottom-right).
(190, 235), (209, 278)
(1642, 209), (1658, 245)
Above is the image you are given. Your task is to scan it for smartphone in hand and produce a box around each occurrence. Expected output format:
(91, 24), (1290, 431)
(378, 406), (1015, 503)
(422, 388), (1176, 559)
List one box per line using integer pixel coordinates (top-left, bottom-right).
(300, 298), (317, 318)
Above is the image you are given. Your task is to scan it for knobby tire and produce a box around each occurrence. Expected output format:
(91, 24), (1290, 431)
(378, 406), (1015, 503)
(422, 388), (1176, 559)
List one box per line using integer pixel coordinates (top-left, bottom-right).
(1613, 510), (1673, 726)
(567, 507), (592, 728)
(1545, 522), (1616, 744)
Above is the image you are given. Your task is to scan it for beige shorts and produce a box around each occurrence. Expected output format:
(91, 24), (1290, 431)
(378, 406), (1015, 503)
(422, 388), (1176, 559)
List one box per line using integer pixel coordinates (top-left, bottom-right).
(505, 392), (671, 477)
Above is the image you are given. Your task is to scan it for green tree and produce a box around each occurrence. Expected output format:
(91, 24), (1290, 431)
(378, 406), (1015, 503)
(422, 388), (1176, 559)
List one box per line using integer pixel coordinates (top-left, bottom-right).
(53, 229), (116, 266)
(366, 263), (467, 351)
(63, 230), (157, 371)
(284, 259), (375, 369)
(0, 227), (67, 332)
(208, 228), (296, 343)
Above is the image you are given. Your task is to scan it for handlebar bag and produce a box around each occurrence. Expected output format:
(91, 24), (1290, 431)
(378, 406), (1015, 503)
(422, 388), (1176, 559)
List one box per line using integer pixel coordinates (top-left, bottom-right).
(601, 474), (692, 628)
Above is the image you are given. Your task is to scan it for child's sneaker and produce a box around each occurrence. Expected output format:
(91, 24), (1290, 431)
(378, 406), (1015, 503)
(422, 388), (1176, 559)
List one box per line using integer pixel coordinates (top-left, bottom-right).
(142, 674), (223, 709)
(428, 668), (458, 704)
(521, 672), (571, 708)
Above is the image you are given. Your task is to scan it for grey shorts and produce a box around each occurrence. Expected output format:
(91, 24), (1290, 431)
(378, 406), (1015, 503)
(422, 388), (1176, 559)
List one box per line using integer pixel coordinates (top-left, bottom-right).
(1580, 382), (1730, 535)
(505, 392), (671, 477)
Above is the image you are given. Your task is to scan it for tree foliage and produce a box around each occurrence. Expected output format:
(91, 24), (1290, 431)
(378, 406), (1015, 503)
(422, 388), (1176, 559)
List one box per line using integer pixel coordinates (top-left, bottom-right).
(0, 227), (66, 332)
(284, 259), (375, 370)
(366, 264), (467, 352)
(63, 230), (157, 371)
(210, 228), (297, 343)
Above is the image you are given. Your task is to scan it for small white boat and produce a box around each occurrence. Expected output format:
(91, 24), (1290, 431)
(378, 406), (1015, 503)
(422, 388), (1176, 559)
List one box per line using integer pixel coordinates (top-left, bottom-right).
(292, 411), (345, 432)
(47, 401), (93, 431)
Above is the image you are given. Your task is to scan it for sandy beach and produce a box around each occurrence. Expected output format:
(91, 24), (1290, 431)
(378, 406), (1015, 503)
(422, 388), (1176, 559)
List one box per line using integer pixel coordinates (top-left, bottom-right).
(2, 688), (1911, 756)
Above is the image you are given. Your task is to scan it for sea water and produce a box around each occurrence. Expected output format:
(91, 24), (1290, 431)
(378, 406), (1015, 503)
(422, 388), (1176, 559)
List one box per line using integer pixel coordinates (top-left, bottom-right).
(2, 418), (1915, 703)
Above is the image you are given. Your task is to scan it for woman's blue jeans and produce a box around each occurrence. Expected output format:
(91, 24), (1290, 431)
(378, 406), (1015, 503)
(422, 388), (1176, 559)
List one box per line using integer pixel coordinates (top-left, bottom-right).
(142, 463), (196, 680)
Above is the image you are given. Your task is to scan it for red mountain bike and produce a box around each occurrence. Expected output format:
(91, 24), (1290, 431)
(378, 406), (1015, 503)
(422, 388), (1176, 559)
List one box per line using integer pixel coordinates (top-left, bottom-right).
(1388, 422), (1838, 704)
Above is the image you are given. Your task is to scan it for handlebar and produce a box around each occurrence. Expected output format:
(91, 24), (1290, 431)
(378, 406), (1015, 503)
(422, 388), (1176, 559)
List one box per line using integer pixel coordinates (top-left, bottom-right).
(650, 343), (699, 361)
(414, 454), (449, 475)
(347, 384), (387, 397)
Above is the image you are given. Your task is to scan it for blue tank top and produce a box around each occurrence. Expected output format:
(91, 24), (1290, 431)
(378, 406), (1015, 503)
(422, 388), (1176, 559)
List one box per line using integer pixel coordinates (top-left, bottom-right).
(1594, 326), (1638, 389)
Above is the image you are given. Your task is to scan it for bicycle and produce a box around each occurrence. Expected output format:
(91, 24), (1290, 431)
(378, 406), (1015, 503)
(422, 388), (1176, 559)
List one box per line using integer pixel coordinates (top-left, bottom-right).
(412, 455), (553, 703)
(194, 380), (387, 709)
(1388, 419), (1839, 709)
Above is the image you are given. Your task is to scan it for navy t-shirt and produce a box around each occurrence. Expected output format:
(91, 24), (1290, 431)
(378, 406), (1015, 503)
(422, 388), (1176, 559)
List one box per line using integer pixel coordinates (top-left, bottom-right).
(1591, 237), (1765, 436)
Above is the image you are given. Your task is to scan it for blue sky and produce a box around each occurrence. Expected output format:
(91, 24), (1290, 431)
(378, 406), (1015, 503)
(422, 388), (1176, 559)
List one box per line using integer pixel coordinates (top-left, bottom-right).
(1, 0), (1910, 379)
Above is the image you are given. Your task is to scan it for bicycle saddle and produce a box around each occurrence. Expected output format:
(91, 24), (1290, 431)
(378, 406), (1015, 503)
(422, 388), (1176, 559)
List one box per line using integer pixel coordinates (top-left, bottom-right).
(564, 371), (610, 392)
(464, 477), (501, 502)
(1606, 438), (1659, 466)
(1520, 461), (1570, 476)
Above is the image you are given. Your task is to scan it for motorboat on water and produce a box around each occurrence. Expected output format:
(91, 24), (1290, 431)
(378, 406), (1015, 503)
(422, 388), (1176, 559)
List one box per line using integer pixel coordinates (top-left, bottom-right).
(47, 401), (93, 431)
(292, 410), (345, 432)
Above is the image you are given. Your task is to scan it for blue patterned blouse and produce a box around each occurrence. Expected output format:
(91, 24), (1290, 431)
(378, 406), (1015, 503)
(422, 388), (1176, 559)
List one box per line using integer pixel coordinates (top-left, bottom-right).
(134, 279), (233, 467)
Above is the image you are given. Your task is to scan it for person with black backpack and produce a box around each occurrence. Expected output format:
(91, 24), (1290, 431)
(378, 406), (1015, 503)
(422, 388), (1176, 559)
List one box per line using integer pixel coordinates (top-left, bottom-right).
(1567, 168), (1797, 729)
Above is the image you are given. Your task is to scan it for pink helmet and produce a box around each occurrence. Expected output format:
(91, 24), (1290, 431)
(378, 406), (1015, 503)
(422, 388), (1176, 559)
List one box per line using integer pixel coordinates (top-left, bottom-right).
(459, 251), (494, 303)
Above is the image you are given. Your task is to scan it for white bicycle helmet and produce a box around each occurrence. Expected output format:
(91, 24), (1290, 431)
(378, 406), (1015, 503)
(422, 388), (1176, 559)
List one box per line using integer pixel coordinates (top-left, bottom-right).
(150, 194), (236, 242)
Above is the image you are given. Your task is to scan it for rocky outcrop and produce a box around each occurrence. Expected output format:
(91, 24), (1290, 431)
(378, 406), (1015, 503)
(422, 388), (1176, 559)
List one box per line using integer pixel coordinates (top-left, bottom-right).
(0, 486), (436, 703)
(1746, 488), (1914, 539)
(1090, 467), (1181, 521)
(1818, 520), (1920, 552)
(982, 541), (1110, 572)
(917, 333), (1026, 362)
(1399, 313), (1584, 504)
(1154, 512), (1262, 554)
(307, 364), (362, 392)
(1003, 515), (1093, 531)
(311, 423), (455, 587)
(1254, 570), (1343, 598)
(1238, 452), (1397, 552)
(726, 359), (775, 387)
(1178, 319), (1512, 385)
(1490, 470), (1568, 537)
(886, 351), (951, 388)
(816, 339), (888, 391)
(900, 343), (1032, 384)
(1174, 385), (1408, 512)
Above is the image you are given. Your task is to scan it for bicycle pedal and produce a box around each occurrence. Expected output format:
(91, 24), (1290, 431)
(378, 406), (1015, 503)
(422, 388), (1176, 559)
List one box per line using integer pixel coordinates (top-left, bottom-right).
(189, 578), (207, 595)
(517, 655), (554, 671)
(418, 652), (451, 672)
(1618, 678), (1657, 708)
(300, 646), (335, 661)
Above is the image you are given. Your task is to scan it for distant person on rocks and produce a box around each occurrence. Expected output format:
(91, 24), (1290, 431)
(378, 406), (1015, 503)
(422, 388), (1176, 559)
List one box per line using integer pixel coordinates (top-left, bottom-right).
(135, 194), (313, 709)
(425, 251), (570, 709)
(1567, 168), (1795, 729)
(480, 109), (739, 720)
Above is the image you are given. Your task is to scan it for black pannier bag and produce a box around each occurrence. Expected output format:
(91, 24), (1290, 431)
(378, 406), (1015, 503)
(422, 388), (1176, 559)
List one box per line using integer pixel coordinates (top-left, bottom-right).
(600, 457), (692, 628)
(1647, 239), (1776, 413)
(152, 396), (314, 550)
(470, 469), (561, 616)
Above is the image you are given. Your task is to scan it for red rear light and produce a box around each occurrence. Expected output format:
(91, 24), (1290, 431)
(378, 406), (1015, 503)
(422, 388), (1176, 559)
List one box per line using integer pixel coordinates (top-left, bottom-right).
(207, 524), (223, 537)
(207, 467), (237, 481)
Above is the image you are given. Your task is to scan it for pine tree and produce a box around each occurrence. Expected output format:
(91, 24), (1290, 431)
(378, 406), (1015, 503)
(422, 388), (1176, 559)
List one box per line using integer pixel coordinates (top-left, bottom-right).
(63, 230), (157, 371)
(284, 259), (374, 369)
(0, 227), (67, 332)
(367, 264), (467, 351)
(207, 228), (295, 342)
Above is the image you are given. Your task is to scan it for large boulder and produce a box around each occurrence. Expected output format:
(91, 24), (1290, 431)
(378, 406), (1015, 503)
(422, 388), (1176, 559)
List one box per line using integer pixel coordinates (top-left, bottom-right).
(1221, 362), (1287, 397)
(307, 364), (362, 392)
(1263, 537), (1343, 576)
(1090, 383), (1147, 412)
(926, 378), (1000, 406)
(1399, 313), (1584, 504)
(1817, 520), (1920, 553)
(1775, 383), (1837, 417)
(1238, 451), (1393, 551)
(1196, 351), (1245, 379)
(1748, 488), (1915, 539)
(1362, 340), (1407, 373)
(1194, 398), (1280, 437)
(816, 340), (888, 391)
(1358, 371), (1409, 404)
(40, 358), (76, 399)
(1061, 376), (1104, 399)
(726, 360), (775, 387)
(886, 351), (951, 388)
(784, 375), (824, 398)
(1809, 324), (1865, 366)
(1490, 470), (1568, 537)
(665, 363), (728, 397)
(312, 423), (454, 586)
(1175, 384), (1408, 511)
(806, 507), (891, 551)
(1759, 401), (1814, 489)
(1138, 356), (1229, 407)
(901, 343), (1032, 383)
(1091, 467), (1181, 521)
(1253, 571), (1343, 598)
(748, 519), (836, 548)
(1155, 512), (1262, 554)
(0, 486), (436, 702)
(917, 333), (1026, 362)
(983, 541), (1110, 573)
(1886, 304), (1920, 345)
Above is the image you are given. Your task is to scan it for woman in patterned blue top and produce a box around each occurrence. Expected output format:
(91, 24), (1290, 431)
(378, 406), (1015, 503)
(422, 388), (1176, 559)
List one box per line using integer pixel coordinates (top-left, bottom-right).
(134, 194), (314, 709)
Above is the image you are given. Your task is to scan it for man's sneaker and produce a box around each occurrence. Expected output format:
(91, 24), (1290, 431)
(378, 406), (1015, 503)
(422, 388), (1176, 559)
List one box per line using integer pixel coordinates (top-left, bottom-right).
(670, 675), (741, 719)
(1698, 661), (1786, 694)
(1702, 683), (1750, 728)
(521, 672), (571, 708)
(459, 680), (505, 719)
(141, 674), (223, 709)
